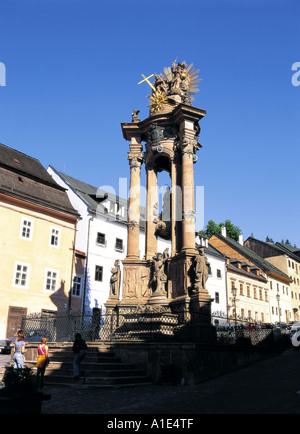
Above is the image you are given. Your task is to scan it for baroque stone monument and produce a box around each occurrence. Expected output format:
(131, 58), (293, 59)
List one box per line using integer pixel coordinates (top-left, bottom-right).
(109, 60), (214, 337)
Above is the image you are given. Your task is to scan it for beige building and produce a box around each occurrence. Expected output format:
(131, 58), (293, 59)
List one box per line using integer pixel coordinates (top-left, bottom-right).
(245, 237), (300, 322)
(226, 258), (269, 323)
(0, 144), (79, 338)
(210, 231), (292, 324)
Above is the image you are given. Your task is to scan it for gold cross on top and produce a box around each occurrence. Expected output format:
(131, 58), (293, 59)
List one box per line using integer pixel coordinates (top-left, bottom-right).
(138, 74), (155, 91)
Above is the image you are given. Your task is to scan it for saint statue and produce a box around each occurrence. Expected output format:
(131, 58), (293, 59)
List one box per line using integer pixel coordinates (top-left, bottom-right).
(193, 248), (210, 293)
(150, 248), (169, 295)
(109, 260), (121, 299)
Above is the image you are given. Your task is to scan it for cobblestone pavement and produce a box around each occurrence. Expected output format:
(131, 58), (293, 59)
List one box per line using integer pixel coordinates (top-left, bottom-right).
(41, 349), (300, 414)
(0, 354), (11, 368)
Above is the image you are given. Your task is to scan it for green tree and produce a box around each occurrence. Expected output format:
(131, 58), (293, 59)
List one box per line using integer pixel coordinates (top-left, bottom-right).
(198, 220), (220, 238)
(199, 219), (242, 241)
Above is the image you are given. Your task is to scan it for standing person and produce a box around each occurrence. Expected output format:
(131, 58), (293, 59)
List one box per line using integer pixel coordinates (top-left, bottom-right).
(13, 330), (27, 369)
(72, 333), (88, 379)
(36, 337), (49, 388)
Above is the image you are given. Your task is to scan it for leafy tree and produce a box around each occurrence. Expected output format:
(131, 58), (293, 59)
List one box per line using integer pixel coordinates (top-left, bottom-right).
(199, 219), (242, 242)
(198, 220), (220, 238)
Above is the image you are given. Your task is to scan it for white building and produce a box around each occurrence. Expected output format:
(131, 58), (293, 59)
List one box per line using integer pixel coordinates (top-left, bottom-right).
(196, 235), (227, 323)
(47, 166), (171, 314)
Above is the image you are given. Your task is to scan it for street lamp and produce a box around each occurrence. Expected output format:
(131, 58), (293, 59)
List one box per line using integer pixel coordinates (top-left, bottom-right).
(276, 292), (281, 324)
(231, 286), (237, 332)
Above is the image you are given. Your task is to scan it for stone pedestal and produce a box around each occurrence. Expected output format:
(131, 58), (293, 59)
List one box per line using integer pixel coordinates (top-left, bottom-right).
(118, 259), (151, 314)
(104, 297), (119, 316)
(148, 293), (169, 307)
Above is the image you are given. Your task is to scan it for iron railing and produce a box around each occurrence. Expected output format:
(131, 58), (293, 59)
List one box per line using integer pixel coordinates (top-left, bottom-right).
(20, 310), (289, 346)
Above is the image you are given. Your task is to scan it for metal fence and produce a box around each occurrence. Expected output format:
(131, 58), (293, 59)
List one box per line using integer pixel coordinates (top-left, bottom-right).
(20, 310), (289, 347)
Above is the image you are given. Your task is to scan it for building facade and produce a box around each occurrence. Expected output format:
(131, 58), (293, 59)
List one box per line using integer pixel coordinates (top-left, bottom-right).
(226, 258), (269, 323)
(209, 230), (292, 324)
(196, 235), (227, 322)
(245, 237), (300, 322)
(0, 144), (79, 338)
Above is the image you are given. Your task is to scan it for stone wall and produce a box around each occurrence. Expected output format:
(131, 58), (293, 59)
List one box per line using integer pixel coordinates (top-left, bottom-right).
(91, 341), (282, 386)
(11, 341), (282, 387)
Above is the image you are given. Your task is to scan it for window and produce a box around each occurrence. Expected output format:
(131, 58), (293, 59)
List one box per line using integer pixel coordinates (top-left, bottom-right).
(14, 262), (30, 288)
(45, 269), (58, 291)
(72, 276), (82, 297)
(20, 218), (33, 240)
(247, 286), (251, 297)
(115, 238), (124, 252)
(216, 269), (222, 278)
(97, 232), (106, 246)
(50, 227), (60, 248)
(215, 292), (219, 303)
(239, 283), (244, 296)
(95, 265), (103, 282)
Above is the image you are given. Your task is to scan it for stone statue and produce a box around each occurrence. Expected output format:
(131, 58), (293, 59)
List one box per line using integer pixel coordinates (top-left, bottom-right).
(139, 60), (201, 114)
(154, 73), (169, 94)
(155, 186), (171, 240)
(132, 110), (140, 122)
(148, 122), (164, 149)
(109, 260), (121, 298)
(150, 248), (169, 295)
(193, 248), (210, 293)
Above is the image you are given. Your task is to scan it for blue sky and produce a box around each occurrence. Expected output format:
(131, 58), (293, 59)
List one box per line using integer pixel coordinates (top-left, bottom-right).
(0, 0), (299, 245)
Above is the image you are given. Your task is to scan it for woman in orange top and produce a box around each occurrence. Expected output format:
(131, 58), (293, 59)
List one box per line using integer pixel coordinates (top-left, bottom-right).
(36, 337), (49, 388)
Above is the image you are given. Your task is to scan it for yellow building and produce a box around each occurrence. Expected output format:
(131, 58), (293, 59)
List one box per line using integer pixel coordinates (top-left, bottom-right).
(245, 237), (300, 322)
(0, 143), (79, 338)
(226, 258), (269, 323)
(210, 230), (292, 324)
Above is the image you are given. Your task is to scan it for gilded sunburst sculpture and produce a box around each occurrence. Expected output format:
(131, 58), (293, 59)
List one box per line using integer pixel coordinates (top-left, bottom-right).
(138, 60), (202, 114)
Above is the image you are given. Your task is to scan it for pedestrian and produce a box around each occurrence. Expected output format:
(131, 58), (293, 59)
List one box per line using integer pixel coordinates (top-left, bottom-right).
(13, 330), (27, 369)
(36, 337), (49, 388)
(72, 333), (88, 379)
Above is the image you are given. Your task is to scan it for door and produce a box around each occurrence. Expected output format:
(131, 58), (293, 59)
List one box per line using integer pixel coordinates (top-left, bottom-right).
(6, 306), (27, 338)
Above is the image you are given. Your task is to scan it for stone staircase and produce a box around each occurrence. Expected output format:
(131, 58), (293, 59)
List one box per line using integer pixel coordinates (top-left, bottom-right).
(1, 344), (152, 388)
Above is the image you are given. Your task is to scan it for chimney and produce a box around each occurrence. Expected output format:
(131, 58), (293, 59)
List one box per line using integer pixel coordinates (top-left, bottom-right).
(221, 225), (226, 237)
(238, 234), (244, 245)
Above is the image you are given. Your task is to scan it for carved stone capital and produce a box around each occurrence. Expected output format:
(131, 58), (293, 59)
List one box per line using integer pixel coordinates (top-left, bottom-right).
(128, 152), (143, 170)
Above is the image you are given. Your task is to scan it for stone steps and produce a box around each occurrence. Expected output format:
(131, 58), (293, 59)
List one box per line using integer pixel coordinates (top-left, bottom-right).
(1, 345), (151, 388)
